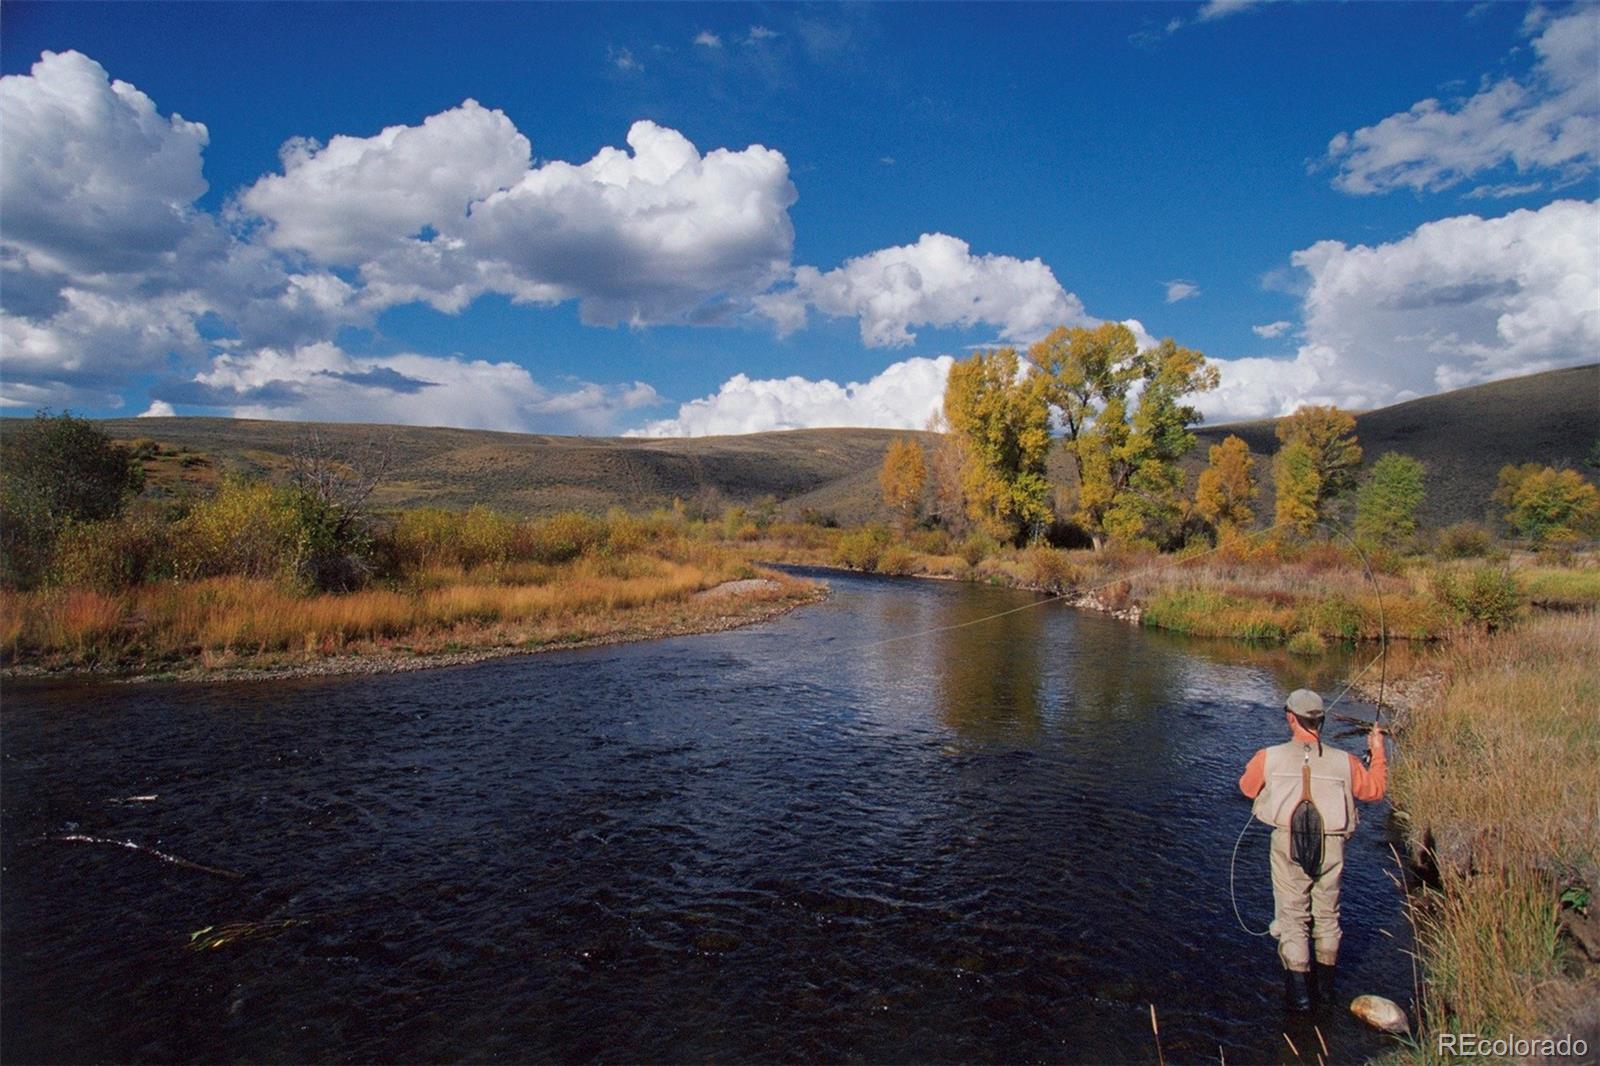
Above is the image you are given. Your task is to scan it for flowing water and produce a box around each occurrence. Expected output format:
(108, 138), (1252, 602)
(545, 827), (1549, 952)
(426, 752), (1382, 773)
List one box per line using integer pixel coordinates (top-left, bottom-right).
(1, 568), (1413, 1063)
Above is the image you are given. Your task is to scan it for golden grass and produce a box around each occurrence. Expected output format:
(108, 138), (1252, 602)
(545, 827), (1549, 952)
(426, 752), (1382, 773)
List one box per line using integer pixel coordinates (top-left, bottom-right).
(1390, 612), (1600, 1050)
(1, 548), (765, 669)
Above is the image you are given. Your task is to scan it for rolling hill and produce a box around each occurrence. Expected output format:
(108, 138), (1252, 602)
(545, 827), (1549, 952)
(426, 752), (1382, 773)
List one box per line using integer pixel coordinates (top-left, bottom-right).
(59, 362), (1600, 530)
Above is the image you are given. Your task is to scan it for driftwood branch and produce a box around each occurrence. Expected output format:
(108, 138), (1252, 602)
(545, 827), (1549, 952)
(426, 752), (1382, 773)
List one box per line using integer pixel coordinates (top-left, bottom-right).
(48, 834), (244, 881)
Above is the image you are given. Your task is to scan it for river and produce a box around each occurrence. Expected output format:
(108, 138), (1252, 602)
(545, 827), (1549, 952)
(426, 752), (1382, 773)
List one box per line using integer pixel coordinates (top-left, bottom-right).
(1, 567), (1413, 1063)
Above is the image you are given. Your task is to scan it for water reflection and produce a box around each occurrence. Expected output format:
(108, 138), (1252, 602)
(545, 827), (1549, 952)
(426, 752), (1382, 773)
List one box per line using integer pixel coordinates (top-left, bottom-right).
(934, 593), (1046, 741)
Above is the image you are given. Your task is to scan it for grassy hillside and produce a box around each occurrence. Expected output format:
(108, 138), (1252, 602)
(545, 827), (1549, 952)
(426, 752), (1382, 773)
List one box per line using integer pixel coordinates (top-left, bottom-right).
(80, 417), (919, 523)
(39, 362), (1599, 529)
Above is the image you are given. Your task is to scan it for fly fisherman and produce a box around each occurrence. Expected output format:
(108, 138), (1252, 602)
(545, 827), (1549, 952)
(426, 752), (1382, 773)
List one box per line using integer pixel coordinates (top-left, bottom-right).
(1238, 689), (1387, 1010)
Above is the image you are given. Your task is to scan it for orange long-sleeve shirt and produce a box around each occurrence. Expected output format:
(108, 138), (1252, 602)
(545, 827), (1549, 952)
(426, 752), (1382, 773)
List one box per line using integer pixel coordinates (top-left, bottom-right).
(1238, 719), (1388, 802)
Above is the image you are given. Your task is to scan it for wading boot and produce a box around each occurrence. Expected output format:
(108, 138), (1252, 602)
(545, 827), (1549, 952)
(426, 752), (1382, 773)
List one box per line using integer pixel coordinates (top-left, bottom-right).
(1284, 969), (1313, 1011)
(1313, 962), (1336, 1003)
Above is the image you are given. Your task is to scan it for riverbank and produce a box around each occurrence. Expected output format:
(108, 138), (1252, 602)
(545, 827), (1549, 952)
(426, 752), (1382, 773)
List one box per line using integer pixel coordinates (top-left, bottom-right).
(736, 524), (1595, 646)
(1379, 612), (1599, 1058)
(1, 565), (823, 684)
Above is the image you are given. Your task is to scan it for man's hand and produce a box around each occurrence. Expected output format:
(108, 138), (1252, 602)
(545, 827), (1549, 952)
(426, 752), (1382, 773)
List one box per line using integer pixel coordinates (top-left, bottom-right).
(1367, 725), (1387, 755)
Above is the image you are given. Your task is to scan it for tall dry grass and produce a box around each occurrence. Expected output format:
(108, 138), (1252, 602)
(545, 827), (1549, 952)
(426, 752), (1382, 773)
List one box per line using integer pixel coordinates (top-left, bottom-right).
(1391, 612), (1600, 1048)
(1, 550), (757, 667)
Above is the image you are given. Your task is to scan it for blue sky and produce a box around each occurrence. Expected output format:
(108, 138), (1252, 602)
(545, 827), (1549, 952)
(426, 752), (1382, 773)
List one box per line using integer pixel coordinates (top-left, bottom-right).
(2, 1), (1595, 434)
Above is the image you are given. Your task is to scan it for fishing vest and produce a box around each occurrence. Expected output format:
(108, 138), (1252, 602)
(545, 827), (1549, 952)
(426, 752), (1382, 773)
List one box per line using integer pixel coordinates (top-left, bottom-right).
(1252, 739), (1358, 836)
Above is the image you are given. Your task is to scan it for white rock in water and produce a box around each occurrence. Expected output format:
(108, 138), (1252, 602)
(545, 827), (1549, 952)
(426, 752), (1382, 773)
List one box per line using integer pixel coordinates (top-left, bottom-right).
(1350, 994), (1410, 1034)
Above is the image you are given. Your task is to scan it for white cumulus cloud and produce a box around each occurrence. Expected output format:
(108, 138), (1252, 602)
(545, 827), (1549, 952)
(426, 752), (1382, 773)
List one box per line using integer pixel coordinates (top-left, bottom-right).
(1203, 198), (1600, 421)
(138, 400), (176, 418)
(0, 51), (372, 410)
(0, 50), (209, 279)
(238, 101), (531, 264)
(757, 233), (1089, 348)
(694, 31), (723, 48)
(1252, 320), (1293, 339)
(631, 355), (955, 436)
(437, 120), (797, 325)
(247, 116), (800, 326)
(1325, 6), (1599, 195)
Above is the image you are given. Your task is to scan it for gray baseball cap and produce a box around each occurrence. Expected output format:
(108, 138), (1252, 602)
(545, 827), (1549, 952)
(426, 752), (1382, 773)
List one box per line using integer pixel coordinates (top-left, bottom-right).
(1285, 689), (1325, 721)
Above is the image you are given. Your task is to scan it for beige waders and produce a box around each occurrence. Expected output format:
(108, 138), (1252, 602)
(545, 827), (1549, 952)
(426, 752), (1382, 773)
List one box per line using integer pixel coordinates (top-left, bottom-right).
(1268, 827), (1345, 971)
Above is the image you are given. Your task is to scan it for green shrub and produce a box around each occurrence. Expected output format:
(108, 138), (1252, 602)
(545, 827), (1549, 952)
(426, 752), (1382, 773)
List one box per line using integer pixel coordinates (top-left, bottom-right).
(1432, 566), (1523, 631)
(1287, 630), (1328, 656)
(1, 411), (145, 588)
(834, 527), (893, 571)
(1240, 619), (1288, 643)
(386, 508), (462, 570)
(52, 514), (169, 592)
(959, 533), (997, 566)
(171, 479), (309, 583)
(456, 506), (515, 569)
(1141, 588), (1234, 634)
(1026, 545), (1078, 593)
(603, 508), (654, 555)
(1354, 452), (1427, 548)
(1494, 463), (1600, 544)
(877, 544), (916, 575)
(1309, 596), (1364, 641)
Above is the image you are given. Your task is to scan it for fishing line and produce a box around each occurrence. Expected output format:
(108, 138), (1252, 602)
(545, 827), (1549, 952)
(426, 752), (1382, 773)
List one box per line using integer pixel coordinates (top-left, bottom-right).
(1229, 816), (1272, 936)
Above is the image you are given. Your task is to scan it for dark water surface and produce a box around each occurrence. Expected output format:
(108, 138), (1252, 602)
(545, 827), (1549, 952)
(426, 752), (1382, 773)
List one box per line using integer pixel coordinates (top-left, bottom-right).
(2, 569), (1413, 1064)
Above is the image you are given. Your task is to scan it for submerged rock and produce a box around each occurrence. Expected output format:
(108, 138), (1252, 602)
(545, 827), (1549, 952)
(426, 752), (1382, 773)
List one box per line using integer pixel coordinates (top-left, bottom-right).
(1350, 994), (1410, 1034)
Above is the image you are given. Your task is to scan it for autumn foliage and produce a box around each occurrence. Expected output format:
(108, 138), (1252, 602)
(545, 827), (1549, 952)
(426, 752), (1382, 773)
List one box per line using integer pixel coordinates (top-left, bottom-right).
(1493, 463), (1600, 543)
(1194, 434), (1257, 533)
(878, 437), (927, 532)
(942, 346), (1053, 543)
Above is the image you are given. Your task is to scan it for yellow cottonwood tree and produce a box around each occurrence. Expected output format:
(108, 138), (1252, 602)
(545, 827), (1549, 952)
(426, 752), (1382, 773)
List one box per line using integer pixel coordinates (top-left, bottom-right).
(1195, 434), (1257, 533)
(879, 437), (927, 532)
(1494, 464), (1600, 543)
(1034, 325), (1216, 548)
(942, 347), (1053, 543)
(1273, 440), (1321, 536)
(1275, 405), (1361, 522)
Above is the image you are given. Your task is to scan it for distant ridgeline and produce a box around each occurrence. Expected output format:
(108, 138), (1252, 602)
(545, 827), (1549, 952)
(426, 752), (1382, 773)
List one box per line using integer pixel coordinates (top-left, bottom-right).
(64, 363), (1600, 531)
